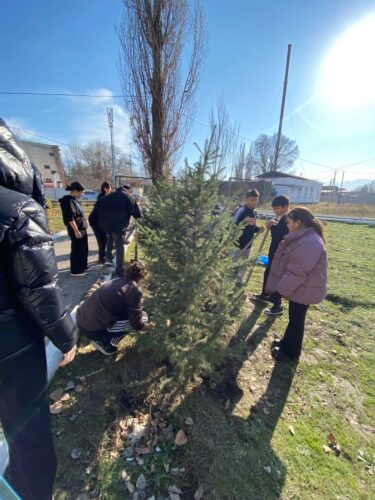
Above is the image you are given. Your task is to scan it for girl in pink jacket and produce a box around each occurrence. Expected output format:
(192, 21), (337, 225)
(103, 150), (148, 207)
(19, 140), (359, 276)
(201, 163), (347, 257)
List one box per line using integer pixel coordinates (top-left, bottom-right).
(266, 207), (328, 360)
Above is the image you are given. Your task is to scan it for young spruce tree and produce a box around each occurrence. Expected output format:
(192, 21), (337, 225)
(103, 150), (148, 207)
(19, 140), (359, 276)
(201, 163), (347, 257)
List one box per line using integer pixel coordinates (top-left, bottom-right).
(140, 140), (245, 385)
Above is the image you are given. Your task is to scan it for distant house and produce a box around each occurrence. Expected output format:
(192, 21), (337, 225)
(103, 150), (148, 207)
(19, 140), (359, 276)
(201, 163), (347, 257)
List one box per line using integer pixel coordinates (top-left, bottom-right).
(256, 172), (322, 204)
(19, 140), (66, 189)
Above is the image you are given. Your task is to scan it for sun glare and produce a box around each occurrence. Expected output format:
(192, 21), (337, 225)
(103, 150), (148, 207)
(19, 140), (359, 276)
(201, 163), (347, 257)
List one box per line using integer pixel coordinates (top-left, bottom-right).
(321, 15), (375, 108)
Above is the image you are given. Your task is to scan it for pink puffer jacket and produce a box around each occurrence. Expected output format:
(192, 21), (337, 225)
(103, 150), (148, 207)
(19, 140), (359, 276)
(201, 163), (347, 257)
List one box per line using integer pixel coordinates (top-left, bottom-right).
(266, 227), (328, 305)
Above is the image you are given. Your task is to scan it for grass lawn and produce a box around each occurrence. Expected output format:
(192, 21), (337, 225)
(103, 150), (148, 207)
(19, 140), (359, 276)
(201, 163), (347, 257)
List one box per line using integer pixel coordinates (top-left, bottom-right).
(51, 222), (375, 499)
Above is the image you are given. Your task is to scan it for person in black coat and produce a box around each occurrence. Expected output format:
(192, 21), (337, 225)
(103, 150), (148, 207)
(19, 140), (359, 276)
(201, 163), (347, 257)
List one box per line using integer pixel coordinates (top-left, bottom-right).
(59, 182), (88, 275)
(252, 194), (290, 315)
(88, 181), (112, 263)
(0, 118), (77, 499)
(96, 185), (142, 277)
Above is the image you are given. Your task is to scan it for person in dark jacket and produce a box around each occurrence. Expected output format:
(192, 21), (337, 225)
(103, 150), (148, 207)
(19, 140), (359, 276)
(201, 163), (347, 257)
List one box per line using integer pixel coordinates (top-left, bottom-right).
(233, 189), (261, 282)
(77, 261), (153, 355)
(88, 181), (112, 263)
(252, 194), (290, 315)
(96, 185), (142, 277)
(0, 118), (77, 499)
(59, 182), (88, 275)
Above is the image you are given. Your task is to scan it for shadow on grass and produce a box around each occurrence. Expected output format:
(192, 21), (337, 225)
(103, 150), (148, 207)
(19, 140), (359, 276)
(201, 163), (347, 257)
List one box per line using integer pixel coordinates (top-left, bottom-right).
(325, 293), (375, 311)
(53, 306), (296, 499)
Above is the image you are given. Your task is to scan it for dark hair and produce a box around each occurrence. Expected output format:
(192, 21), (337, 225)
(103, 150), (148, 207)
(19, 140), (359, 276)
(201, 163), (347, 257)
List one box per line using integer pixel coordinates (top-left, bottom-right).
(66, 181), (84, 192)
(100, 181), (112, 194)
(272, 194), (290, 207)
(125, 260), (148, 280)
(287, 207), (325, 243)
(245, 189), (259, 198)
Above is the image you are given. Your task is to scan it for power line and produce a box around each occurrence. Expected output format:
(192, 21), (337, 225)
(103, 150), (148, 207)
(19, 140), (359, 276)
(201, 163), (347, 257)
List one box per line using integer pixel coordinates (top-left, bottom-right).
(4, 89), (375, 174)
(0, 90), (127, 99)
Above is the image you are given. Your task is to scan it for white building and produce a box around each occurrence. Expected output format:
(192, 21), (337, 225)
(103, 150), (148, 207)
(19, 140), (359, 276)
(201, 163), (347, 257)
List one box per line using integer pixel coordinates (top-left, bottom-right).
(19, 140), (65, 189)
(256, 172), (323, 204)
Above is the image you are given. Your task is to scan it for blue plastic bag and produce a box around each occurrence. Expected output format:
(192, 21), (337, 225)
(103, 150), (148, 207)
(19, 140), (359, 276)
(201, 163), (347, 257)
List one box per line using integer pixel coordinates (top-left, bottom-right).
(257, 255), (269, 266)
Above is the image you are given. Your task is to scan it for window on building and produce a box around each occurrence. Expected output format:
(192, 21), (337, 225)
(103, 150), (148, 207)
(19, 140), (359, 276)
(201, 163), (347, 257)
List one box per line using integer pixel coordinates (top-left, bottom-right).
(49, 152), (55, 157)
(44, 178), (53, 183)
(44, 165), (50, 170)
(51, 170), (56, 175)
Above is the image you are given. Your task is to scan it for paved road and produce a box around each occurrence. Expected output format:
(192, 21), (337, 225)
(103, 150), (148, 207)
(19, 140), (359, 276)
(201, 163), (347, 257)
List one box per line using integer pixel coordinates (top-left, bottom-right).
(54, 228), (105, 310)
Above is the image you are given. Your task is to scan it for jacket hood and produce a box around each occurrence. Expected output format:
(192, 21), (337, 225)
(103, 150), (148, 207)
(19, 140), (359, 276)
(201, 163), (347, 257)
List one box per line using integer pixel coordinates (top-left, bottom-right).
(0, 118), (45, 206)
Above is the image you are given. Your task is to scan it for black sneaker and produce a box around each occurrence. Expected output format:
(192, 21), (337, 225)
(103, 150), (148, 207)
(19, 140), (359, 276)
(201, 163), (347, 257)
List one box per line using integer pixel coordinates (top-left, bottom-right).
(90, 341), (118, 356)
(110, 334), (126, 347)
(252, 293), (271, 304)
(265, 304), (284, 316)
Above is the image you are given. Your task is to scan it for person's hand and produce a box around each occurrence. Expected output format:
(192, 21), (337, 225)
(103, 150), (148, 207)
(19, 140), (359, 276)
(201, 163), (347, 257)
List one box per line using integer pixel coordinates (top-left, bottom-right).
(142, 322), (155, 331)
(247, 217), (256, 226)
(266, 219), (276, 229)
(258, 226), (266, 233)
(59, 345), (77, 367)
(75, 231), (83, 239)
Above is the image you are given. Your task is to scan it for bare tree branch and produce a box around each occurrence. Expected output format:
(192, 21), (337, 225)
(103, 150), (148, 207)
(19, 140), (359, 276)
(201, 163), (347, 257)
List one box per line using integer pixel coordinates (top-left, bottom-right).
(251, 133), (299, 175)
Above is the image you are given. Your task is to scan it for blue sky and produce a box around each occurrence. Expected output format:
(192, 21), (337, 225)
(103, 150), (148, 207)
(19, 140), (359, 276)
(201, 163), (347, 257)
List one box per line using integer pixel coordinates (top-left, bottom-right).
(1, 0), (375, 183)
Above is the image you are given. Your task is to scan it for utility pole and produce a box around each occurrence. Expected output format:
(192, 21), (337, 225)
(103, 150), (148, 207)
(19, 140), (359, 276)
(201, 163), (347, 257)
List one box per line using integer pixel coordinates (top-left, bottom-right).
(337, 170), (345, 207)
(331, 170), (337, 204)
(107, 108), (116, 186)
(273, 43), (292, 171)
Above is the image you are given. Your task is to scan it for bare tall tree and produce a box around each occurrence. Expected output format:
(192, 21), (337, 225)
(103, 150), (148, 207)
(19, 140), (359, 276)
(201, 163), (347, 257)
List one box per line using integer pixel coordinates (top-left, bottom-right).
(119, 0), (205, 183)
(65, 141), (135, 188)
(252, 133), (299, 175)
(233, 141), (252, 179)
(208, 97), (240, 176)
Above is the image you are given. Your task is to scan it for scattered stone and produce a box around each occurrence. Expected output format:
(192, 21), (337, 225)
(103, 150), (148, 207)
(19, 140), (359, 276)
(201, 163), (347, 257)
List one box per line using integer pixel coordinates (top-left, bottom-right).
(170, 467), (180, 475)
(65, 380), (75, 391)
(155, 446), (161, 453)
(185, 417), (194, 426)
(331, 350), (337, 355)
(136, 474), (146, 491)
(50, 401), (63, 415)
(76, 384), (85, 392)
(323, 445), (332, 453)
(124, 447), (134, 459)
(127, 482), (135, 494)
(70, 414), (79, 422)
(194, 485), (204, 500)
(263, 466), (272, 474)
(121, 469), (130, 482)
(169, 485), (182, 495)
(289, 426), (295, 436)
(174, 430), (188, 446)
(50, 388), (64, 402)
(169, 494), (180, 500)
(85, 466), (92, 475)
(56, 428), (65, 437)
(136, 457), (144, 466)
(71, 449), (82, 460)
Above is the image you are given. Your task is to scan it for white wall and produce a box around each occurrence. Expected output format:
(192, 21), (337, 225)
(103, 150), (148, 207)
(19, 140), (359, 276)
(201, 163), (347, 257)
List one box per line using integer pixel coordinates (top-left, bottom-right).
(269, 177), (322, 204)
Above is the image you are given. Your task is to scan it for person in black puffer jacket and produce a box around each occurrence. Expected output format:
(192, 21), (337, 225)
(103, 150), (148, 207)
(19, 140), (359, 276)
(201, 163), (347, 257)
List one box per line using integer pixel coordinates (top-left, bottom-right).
(0, 119), (77, 500)
(59, 182), (88, 275)
(96, 185), (142, 277)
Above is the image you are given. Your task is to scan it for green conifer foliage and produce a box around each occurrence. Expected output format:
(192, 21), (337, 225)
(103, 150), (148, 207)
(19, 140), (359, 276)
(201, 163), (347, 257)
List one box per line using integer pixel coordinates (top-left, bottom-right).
(140, 142), (245, 385)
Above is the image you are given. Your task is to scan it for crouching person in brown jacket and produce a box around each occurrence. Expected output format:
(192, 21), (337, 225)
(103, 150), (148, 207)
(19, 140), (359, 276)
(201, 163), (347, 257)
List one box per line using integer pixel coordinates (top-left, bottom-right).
(266, 207), (328, 360)
(77, 261), (153, 356)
